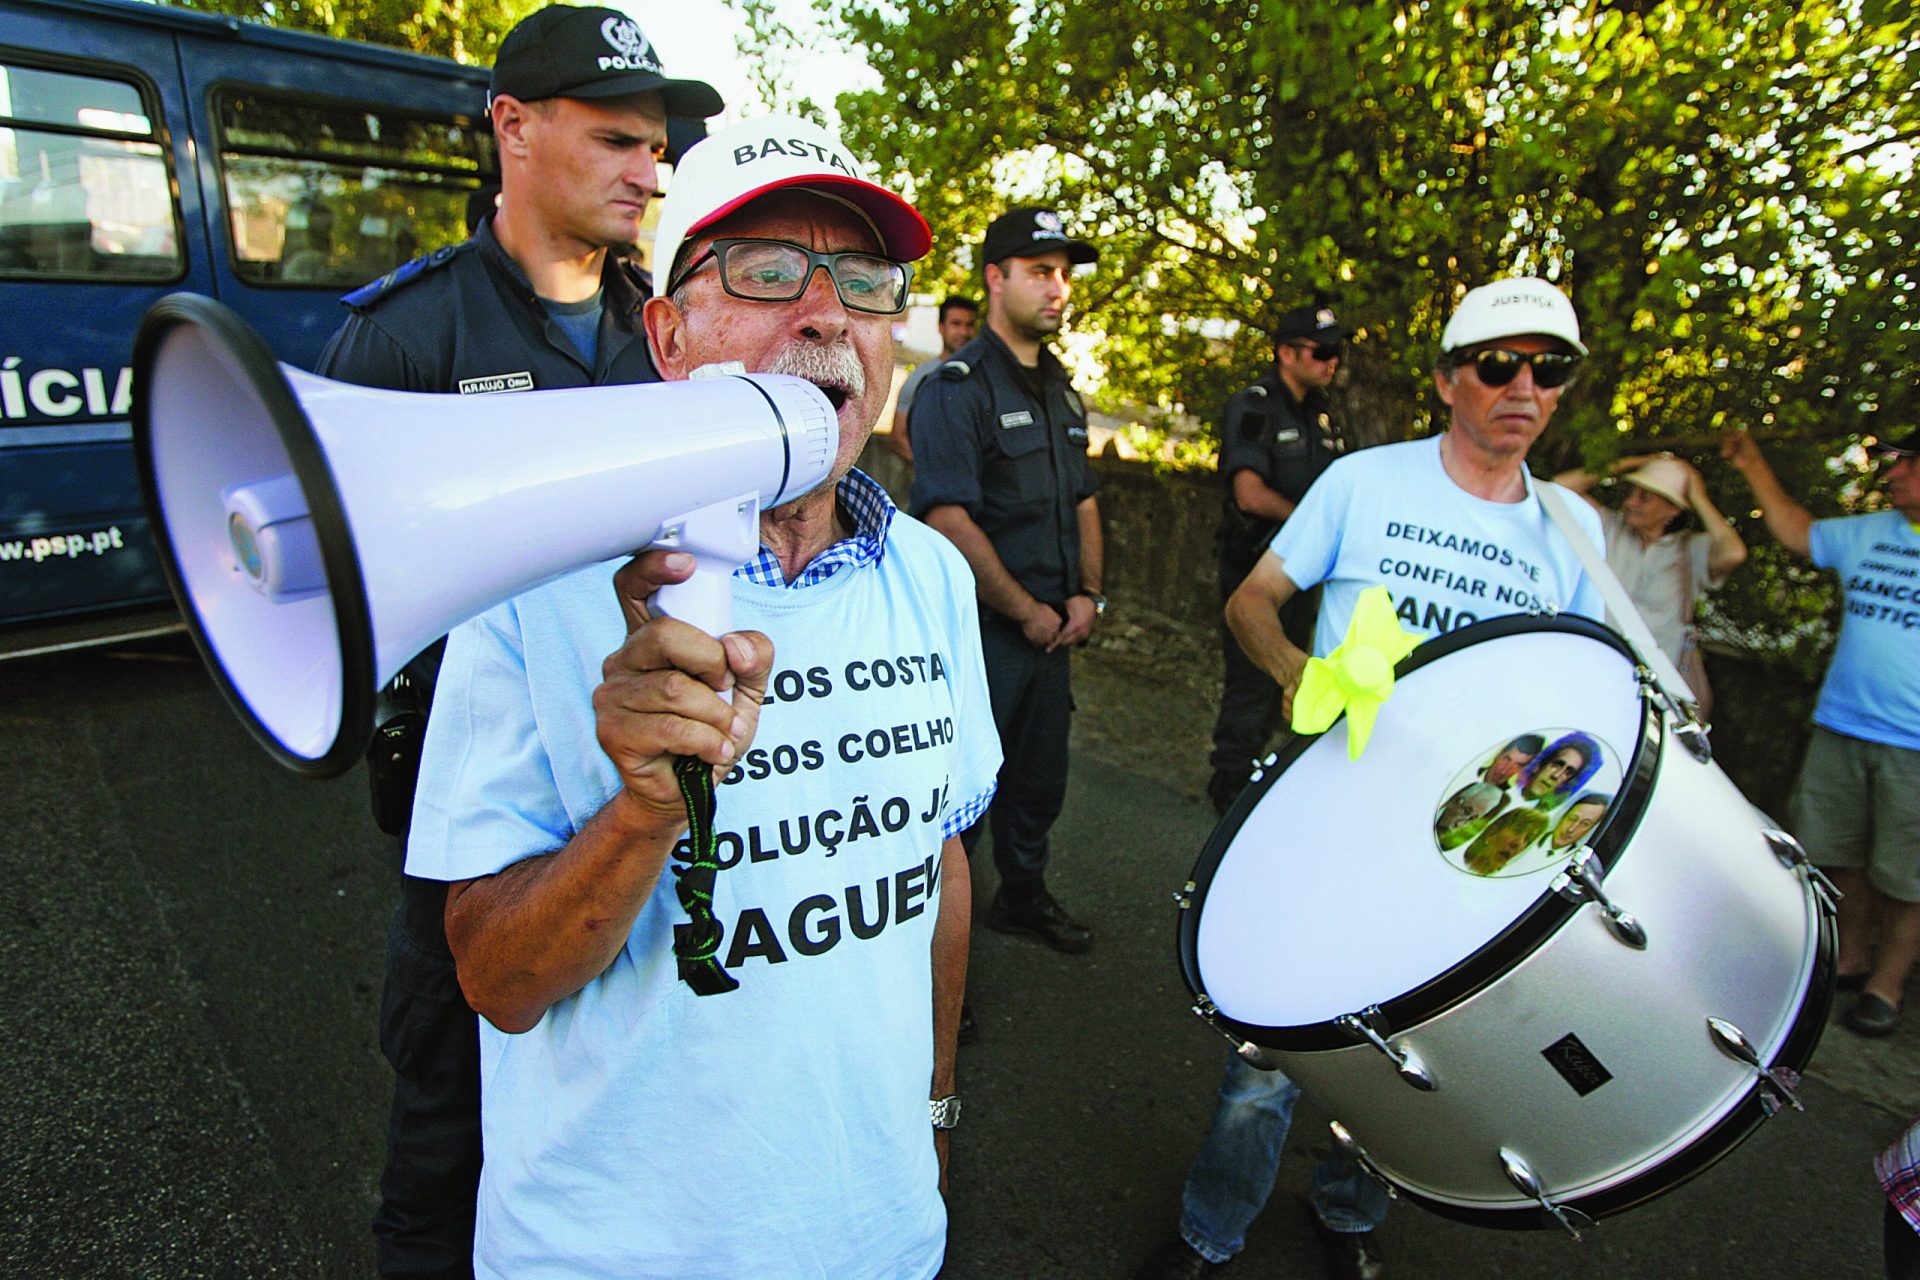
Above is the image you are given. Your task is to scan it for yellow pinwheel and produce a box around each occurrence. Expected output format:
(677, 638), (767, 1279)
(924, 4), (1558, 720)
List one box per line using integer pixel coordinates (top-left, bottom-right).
(1289, 586), (1421, 759)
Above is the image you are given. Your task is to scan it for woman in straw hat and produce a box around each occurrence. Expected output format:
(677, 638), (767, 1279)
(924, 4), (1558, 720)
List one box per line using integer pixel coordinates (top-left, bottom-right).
(1553, 453), (1748, 718)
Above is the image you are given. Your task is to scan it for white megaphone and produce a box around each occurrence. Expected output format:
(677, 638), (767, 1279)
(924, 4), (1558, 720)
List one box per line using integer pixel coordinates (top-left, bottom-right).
(132, 293), (838, 778)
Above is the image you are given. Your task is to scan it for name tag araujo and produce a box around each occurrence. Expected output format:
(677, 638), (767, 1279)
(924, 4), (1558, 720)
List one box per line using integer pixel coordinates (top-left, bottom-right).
(457, 371), (535, 395)
(998, 411), (1034, 429)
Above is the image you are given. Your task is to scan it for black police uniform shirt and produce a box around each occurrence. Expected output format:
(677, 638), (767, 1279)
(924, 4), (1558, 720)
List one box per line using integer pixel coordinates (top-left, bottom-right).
(315, 214), (658, 392)
(907, 326), (1100, 608)
(1215, 372), (1343, 576)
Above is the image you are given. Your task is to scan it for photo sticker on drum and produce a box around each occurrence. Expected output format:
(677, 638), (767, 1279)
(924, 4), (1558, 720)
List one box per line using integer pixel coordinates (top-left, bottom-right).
(1432, 729), (1623, 879)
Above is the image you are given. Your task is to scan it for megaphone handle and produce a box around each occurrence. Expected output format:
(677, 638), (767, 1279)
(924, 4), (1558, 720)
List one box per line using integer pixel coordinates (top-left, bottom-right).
(652, 564), (734, 648)
(646, 494), (762, 997)
(649, 492), (762, 704)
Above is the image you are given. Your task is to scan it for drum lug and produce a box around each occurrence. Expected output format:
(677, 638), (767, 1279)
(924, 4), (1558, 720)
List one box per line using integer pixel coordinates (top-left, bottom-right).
(1669, 716), (1712, 763)
(1638, 666), (1713, 762)
(1762, 829), (1841, 911)
(1335, 1005), (1437, 1092)
(1189, 996), (1281, 1071)
(1706, 1016), (1806, 1114)
(1499, 1147), (1597, 1240)
(1551, 847), (1648, 950)
(1328, 1120), (1399, 1201)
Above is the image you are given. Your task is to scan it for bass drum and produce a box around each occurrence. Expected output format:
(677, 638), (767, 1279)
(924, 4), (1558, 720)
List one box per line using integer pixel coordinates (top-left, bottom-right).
(1177, 614), (1836, 1231)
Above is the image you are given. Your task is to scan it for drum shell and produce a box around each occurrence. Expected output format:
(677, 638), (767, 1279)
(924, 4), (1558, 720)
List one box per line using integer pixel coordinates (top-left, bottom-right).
(1176, 615), (1837, 1226)
(1265, 725), (1829, 1218)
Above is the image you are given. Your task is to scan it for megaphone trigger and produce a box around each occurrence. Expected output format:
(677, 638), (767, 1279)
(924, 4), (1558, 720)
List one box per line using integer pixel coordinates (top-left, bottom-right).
(650, 491), (765, 697)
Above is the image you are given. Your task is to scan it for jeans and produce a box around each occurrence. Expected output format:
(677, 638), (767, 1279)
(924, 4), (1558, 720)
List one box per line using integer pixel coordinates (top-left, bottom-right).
(1179, 1052), (1389, 1263)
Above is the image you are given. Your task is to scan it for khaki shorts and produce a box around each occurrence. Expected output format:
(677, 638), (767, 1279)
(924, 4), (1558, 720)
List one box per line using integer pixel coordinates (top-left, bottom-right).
(1789, 726), (1920, 902)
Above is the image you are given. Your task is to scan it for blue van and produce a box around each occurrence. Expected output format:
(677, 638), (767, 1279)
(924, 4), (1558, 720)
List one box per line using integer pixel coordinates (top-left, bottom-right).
(0, 0), (497, 655)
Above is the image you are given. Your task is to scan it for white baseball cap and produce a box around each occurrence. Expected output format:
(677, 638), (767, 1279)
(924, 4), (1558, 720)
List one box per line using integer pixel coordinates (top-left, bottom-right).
(653, 114), (931, 293)
(1439, 277), (1588, 357)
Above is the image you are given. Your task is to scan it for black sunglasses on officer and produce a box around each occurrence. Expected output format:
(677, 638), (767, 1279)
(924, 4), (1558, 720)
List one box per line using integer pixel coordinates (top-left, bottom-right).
(665, 237), (915, 315)
(1450, 346), (1582, 390)
(1286, 340), (1343, 363)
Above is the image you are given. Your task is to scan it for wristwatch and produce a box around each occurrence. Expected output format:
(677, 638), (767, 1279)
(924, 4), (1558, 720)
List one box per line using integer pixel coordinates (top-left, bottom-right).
(930, 1094), (962, 1130)
(1078, 590), (1107, 617)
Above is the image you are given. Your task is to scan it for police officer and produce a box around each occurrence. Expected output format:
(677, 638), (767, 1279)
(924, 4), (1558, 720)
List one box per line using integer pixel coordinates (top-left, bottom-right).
(313, 7), (721, 1276)
(1206, 303), (1350, 813)
(909, 207), (1105, 954)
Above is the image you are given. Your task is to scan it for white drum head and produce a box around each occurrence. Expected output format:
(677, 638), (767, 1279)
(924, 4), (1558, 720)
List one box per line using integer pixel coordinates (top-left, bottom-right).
(1193, 623), (1645, 1031)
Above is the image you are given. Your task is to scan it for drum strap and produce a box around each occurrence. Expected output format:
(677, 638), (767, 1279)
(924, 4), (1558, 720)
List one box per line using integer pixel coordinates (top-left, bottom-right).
(1536, 481), (1700, 716)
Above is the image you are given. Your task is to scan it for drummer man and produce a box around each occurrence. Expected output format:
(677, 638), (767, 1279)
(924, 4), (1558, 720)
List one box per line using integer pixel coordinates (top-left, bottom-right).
(1135, 277), (1605, 1280)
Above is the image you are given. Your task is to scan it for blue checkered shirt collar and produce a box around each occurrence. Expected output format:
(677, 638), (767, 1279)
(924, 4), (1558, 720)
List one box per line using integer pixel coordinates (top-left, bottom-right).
(735, 468), (895, 590)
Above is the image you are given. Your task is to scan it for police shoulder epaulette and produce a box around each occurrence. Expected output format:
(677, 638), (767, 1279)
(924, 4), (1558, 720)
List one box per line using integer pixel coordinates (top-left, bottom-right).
(937, 359), (973, 381)
(617, 254), (654, 298)
(341, 242), (465, 308)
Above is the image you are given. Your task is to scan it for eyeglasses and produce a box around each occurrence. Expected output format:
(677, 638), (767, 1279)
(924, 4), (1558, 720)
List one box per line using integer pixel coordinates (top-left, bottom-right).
(665, 238), (914, 315)
(1288, 342), (1342, 362)
(1453, 348), (1581, 389)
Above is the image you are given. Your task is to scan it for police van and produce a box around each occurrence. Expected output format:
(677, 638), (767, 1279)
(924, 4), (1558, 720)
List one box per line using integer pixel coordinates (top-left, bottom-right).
(0, 0), (497, 655)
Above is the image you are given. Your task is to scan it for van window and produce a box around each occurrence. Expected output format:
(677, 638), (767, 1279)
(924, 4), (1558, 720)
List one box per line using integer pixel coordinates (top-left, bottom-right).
(217, 89), (493, 288)
(0, 60), (181, 280)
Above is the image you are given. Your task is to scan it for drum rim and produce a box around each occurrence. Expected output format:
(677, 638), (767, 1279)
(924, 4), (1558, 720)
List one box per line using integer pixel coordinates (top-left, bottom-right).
(1179, 611), (1663, 1051)
(1349, 897), (1838, 1228)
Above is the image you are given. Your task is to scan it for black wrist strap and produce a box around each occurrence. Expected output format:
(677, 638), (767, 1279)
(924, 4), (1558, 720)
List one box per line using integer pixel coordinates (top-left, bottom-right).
(670, 755), (739, 996)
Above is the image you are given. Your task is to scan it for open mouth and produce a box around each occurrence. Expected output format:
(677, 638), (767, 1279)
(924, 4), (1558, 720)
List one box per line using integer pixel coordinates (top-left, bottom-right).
(810, 381), (852, 412)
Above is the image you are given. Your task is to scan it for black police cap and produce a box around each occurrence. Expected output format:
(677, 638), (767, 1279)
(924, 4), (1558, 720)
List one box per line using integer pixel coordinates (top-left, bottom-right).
(489, 6), (723, 118)
(982, 207), (1098, 268)
(1272, 304), (1352, 343)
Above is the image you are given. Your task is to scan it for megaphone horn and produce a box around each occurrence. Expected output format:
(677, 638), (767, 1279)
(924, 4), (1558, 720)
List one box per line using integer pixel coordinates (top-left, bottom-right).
(132, 292), (838, 778)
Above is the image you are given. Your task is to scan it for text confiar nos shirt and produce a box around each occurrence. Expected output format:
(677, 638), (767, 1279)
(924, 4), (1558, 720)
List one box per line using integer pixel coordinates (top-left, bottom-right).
(1269, 434), (1605, 654)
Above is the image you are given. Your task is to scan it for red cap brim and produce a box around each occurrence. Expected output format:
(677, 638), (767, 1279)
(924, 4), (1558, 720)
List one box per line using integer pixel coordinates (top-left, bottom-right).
(686, 174), (931, 262)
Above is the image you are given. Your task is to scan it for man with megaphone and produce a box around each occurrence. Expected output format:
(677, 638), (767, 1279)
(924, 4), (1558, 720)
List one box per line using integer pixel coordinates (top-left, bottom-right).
(310, 10), (724, 1276)
(395, 113), (1001, 1278)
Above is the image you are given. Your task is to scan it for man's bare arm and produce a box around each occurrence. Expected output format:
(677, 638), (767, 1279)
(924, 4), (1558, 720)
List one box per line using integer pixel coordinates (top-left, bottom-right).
(929, 834), (968, 1192)
(887, 407), (914, 463)
(1721, 431), (1813, 557)
(1225, 552), (1311, 719)
(1052, 496), (1105, 650)
(1230, 468), (1297, 523)
(444, 551), (773, 1034)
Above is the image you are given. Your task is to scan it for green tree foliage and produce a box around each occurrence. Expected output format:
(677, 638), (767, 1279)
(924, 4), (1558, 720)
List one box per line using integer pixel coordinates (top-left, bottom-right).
(759, 0), (1914, 657)
(166, 0), (536, 63)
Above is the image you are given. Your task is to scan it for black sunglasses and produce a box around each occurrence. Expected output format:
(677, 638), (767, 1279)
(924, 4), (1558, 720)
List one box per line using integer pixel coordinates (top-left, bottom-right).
(665, 238), (914, 315)
(1454, 348), (1581, 389)
(1288, 341), (1342, 362)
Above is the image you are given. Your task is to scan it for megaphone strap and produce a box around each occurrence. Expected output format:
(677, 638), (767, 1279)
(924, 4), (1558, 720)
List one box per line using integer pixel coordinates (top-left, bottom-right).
(671, 755), (741, 997)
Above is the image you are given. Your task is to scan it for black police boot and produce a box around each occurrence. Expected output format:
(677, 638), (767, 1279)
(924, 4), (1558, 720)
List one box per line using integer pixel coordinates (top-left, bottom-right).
(984, 882), (1092, 954)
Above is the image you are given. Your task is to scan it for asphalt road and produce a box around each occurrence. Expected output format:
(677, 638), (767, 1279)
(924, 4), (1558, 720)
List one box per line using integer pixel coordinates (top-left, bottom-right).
(1, 633), (1907, 1278)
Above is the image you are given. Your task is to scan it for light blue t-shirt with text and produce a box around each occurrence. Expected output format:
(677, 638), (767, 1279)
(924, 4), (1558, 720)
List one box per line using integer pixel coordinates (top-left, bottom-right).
(1268, 434), (1605, 651)
(1808, 510), (1920, 751)
(407, 506), (1000, 1280)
